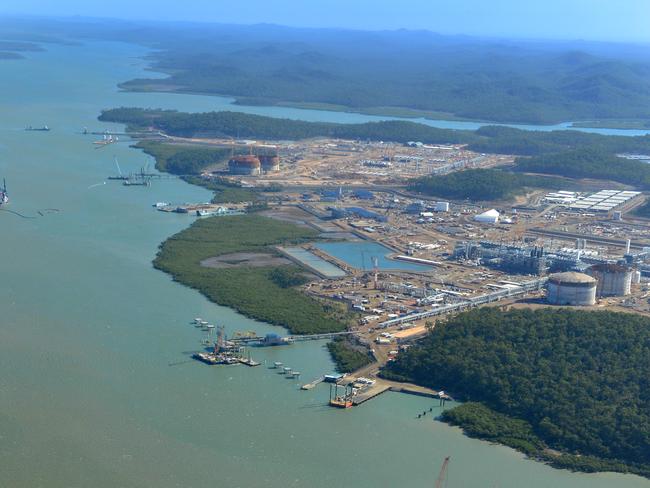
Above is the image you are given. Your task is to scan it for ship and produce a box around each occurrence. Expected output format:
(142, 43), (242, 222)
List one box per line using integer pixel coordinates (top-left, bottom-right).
(25, 125), (50, 131)
(0, 179), (8, 206)
(93, 134), (118, 147)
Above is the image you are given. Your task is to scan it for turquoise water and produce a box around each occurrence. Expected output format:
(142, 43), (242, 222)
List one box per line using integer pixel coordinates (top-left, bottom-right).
(315, 241), (433, 271)
(282, 247), (347, 278)
(0, 41), (648, 488)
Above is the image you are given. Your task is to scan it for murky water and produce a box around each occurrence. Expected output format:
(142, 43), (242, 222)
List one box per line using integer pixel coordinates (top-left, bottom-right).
(0, 41), (648, 488)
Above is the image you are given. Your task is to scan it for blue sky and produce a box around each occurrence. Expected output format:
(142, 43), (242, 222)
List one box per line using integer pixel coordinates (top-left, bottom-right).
(2, 0), (649, 43)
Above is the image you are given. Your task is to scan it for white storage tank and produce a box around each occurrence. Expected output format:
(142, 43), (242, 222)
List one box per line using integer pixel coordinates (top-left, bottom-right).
(547, 272), (597, 306)
(586, 263), (632, 297)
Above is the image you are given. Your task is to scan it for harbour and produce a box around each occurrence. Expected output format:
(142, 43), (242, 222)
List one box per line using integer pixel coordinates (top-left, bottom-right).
(1, 40), (649, 488)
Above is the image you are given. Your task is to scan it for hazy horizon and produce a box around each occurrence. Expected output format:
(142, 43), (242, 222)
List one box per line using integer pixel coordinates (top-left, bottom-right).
(1, 0), (649, 44)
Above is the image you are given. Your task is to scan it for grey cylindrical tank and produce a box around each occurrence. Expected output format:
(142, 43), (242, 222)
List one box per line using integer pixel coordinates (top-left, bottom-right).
(586, 264), (632, 297)
(547, 272), (597, 306)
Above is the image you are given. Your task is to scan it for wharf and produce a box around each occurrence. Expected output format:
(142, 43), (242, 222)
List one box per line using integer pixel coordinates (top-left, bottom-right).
(351, 383), (391, 405)
(301, 376), (325, 390)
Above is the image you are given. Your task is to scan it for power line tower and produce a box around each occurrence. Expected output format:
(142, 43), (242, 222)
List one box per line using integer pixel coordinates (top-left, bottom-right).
(435, 456), (450, 488)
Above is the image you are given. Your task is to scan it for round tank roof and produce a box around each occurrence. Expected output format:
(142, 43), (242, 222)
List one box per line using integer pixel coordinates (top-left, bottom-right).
(549, 271), (596, 285)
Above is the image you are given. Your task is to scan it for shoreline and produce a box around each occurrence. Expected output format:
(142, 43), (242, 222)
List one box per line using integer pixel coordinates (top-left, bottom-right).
(116, 55), (650, 134)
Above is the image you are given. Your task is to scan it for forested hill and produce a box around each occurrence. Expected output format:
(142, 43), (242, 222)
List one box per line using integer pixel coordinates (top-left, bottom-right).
(100, 107), (650, 155)
(6, 19), (650, 125)
(383, 308), (650, 476)
(99, 108), (471, 144)
(104, 23), (650, 125)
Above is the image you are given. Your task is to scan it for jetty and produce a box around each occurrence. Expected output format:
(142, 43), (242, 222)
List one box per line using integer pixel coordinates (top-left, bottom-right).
(301, 375), (325, 390)
(351, 383), (391, 405)
(230, 331), (354, 344)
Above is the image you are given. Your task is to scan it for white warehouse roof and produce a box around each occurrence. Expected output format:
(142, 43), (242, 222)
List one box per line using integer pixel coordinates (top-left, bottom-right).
(474, 209), (500, 223)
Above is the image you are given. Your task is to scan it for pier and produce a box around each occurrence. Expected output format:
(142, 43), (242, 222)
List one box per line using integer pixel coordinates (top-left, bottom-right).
(301, 376), (325, 390)
(351, 383), (391, 405)
(230, 331), (354, 344)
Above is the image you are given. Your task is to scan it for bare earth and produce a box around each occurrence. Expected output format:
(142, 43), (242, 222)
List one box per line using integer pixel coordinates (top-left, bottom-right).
(200, 252), (291, 269)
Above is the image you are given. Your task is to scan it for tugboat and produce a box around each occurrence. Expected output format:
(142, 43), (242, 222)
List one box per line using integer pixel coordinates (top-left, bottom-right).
(0, 178), (8, 206)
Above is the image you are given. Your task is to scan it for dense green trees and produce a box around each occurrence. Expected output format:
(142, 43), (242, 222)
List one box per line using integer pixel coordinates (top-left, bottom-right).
(269, 267), (310, 288)
(409, 169), (557, 200)
(326, 337), (374, 373)
(136, 140), (230, 175)
(101, 108), (471, 144)
(154, 214), (350, 334)
(514, 147), (650, 187)
(109, 24), (650, 124)
(383, 308), (650, 475)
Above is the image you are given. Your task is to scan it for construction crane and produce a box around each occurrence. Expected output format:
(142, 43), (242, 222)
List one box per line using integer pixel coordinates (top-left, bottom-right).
(435, 456), (450, 488)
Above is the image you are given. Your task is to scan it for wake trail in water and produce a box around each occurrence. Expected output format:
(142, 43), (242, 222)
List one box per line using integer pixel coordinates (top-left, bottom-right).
(0, 208), (37, 219)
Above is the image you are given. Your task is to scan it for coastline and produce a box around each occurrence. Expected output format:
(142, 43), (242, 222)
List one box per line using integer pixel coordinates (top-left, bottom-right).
(117, 77), (650, 132)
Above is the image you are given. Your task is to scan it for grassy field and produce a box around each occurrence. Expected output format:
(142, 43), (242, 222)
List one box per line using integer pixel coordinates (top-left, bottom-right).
(154, 214), (351, 334)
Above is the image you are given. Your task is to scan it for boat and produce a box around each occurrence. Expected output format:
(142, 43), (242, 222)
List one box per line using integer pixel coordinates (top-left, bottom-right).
(282, 367), (292, 374)
(93, 134), (117, 146)
(0, 178), (8, 206)
(123, 178), (150, 187)
(25, 125), (50, 131)
(192, 352), (221, 365)
(153, 202), (170, 209)
(272, 361), (283, 369)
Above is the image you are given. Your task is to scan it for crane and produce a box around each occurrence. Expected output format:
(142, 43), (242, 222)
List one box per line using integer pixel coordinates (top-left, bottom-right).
(435, 456), (450, 488)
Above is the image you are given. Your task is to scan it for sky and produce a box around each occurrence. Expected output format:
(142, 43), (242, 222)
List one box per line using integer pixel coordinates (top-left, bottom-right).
(1, 0), (649, 43)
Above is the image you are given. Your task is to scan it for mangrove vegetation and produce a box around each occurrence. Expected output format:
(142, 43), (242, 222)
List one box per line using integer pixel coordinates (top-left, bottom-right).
(383, 307), (650, 477)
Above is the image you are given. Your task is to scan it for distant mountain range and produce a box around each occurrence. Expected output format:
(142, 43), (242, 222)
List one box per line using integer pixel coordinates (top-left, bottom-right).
(3, 18), (650, 125)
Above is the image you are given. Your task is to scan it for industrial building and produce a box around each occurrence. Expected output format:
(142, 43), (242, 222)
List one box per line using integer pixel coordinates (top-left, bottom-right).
(330, 207), (388, 222)
(587, 263), (633, 297)
(474, 209), (500, 224)
(570, 190), (642, 212)
(434, 201), (450, 212)
(228, 155), (262, 176)
(546, 272), (597, 306)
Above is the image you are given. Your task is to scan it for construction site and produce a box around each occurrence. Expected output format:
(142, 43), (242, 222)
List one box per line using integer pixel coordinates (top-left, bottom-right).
(144, 133), (650, 401)
(156, 134), (511, 187)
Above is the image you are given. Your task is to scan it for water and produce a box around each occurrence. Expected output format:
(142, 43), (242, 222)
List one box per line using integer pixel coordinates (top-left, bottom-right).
(0, 41), (648, 488)
(282, 247), (347, 278)
(315, 241), (433, 272)
(121, 48), (650, 137)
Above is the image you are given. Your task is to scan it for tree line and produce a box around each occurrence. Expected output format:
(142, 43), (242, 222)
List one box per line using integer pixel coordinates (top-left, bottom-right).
(382, 307), (650, 476)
